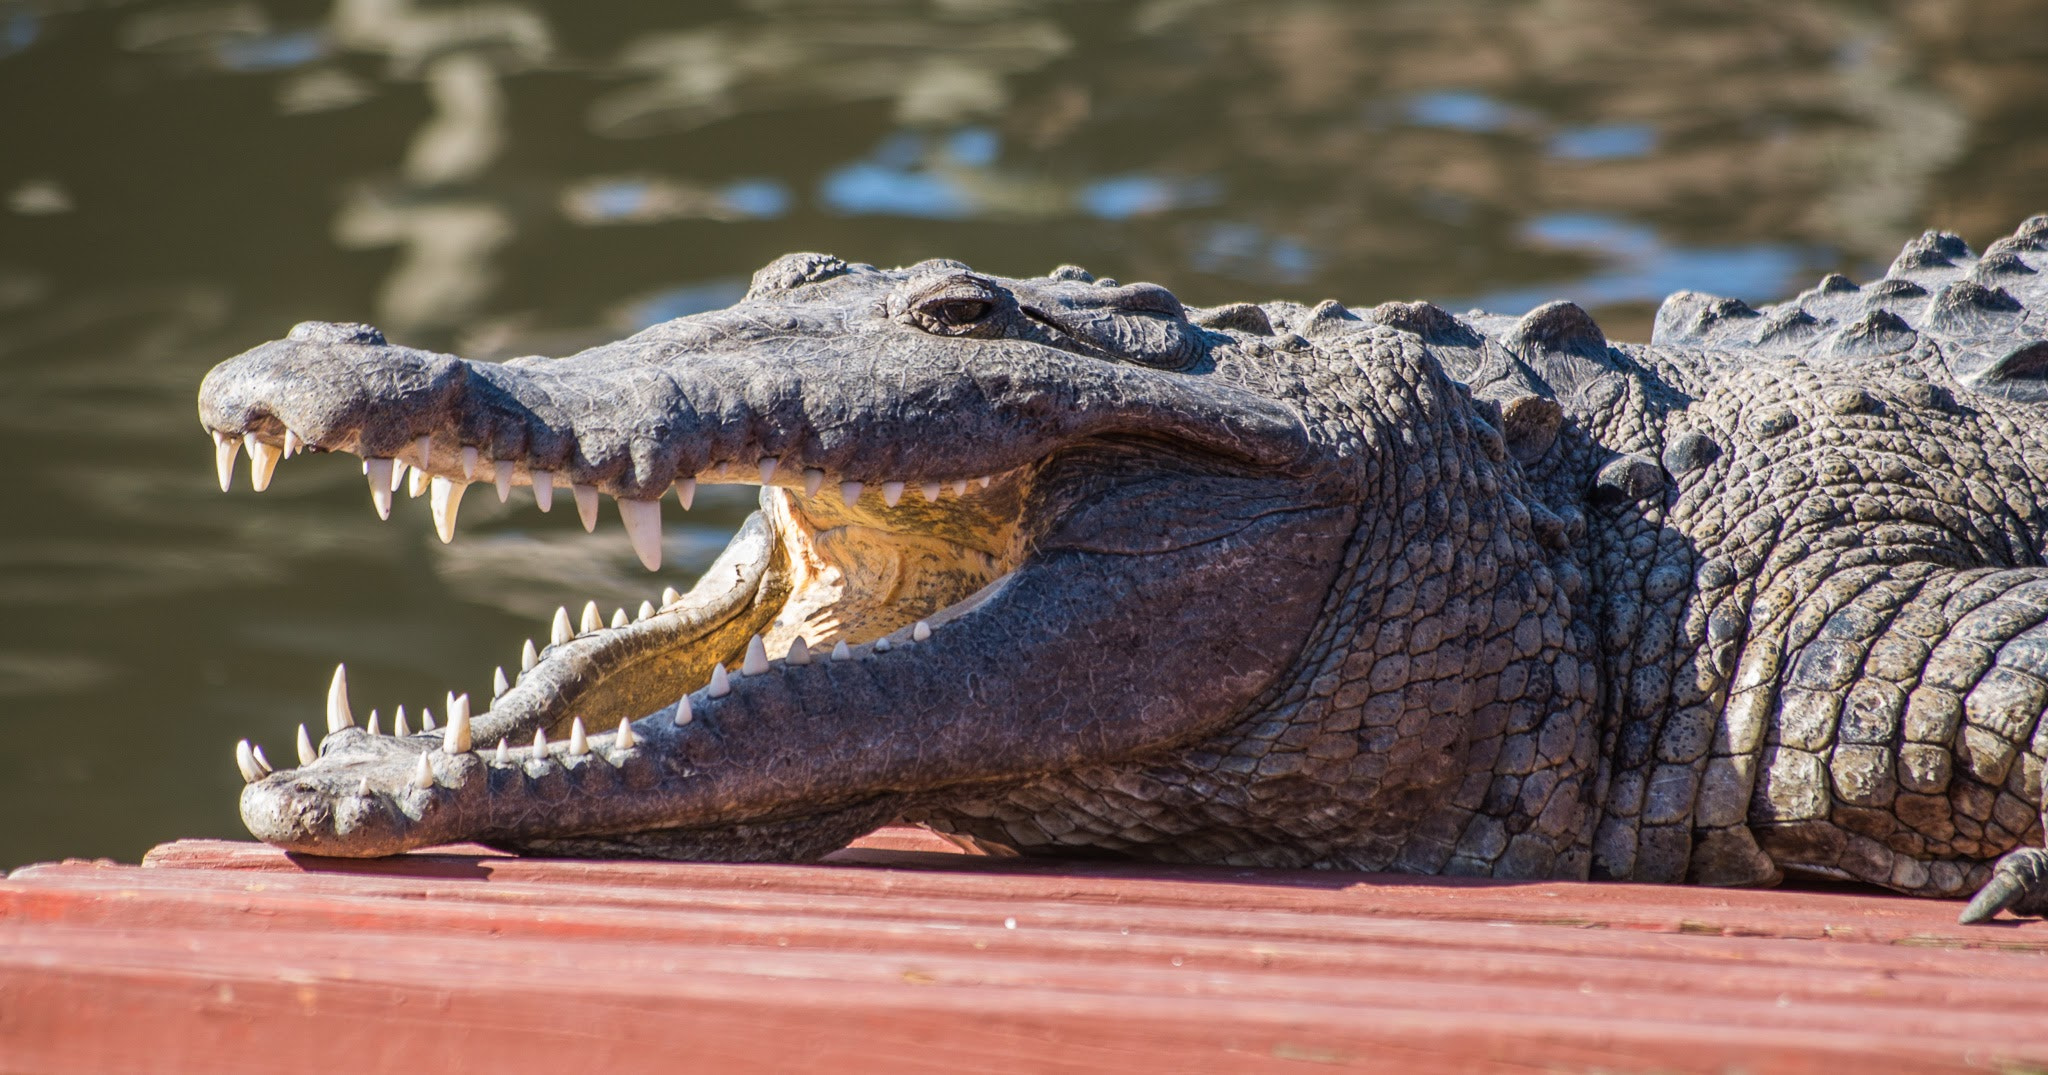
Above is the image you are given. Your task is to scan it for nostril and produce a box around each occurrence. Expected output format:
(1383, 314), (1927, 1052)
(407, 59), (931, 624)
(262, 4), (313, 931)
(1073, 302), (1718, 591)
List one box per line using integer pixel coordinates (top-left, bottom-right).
(288, 321), (387, 346)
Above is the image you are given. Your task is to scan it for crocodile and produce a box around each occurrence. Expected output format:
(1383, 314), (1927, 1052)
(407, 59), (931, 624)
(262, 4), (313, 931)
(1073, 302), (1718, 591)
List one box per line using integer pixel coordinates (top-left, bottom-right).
(198, 218), (2048, 923)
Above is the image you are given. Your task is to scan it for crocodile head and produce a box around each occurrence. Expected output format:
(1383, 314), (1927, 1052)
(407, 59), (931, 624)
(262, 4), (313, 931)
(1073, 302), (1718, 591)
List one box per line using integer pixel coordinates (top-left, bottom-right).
(200, 254), (1363, 859)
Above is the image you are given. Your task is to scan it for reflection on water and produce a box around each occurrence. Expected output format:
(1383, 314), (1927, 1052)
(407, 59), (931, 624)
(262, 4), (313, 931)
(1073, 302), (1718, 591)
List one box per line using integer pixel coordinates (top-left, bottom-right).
(1, 0), (2045, 866)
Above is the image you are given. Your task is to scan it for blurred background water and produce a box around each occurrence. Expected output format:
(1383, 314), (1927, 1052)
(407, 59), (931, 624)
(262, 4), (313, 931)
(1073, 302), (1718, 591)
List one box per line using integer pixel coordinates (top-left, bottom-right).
(1, 0), (2044, 867)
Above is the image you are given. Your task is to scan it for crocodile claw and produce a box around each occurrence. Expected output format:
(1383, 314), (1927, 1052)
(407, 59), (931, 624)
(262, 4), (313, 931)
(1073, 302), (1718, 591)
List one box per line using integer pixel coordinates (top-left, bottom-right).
(1959, 848), (2048, 924)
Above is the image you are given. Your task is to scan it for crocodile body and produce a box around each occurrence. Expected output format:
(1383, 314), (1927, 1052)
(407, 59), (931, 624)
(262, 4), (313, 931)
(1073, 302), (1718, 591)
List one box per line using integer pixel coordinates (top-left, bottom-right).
(198, 219), (2048, 919)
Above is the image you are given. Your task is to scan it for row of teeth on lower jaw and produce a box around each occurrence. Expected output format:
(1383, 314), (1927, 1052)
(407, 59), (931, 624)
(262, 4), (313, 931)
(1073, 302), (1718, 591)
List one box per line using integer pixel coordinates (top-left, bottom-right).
(233, 620), (937, 789)
(210, 430), (997, 571)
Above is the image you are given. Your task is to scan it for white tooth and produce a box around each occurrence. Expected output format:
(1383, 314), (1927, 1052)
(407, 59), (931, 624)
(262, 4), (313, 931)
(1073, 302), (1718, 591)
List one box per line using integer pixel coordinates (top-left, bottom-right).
(921, 481), (942, 502)
(637, 601), (655, 621)
(533, 470), (555, 511)
(831, 640), (851, 661)
(573, 484), (599, 532)
(236, 740), (264, 783)
(875, 637), (893, 653)
(283, 429), (304, 458)
(460, 446), (478, 481)
(569, 717), (590, 755)
(494, 460), (513, 502)
(394, 705), (411, 737)
(674, 477), (696, 510)
(523, 638), (540, 670)
(674, 695), (693, 726)
(356, 777), (370, 796)
(615, 718), (636, 750)
(421, 708), (436, 732)
(610, 607), (628, 629)
(618, 497), (662, 571)
(412, 435), (432, 470)
(429, 477), (467, 543)
(409, 467), (430, 499)
(803, 468), (825, 496)
(392, 461), (409, 492)
(251, 744), (274, 775)
(950, 479), (968, 495)
(707, 663), (731, 698)
(366, 709), (381, 736)
(552, 607), (574, 646)
(913, 620), (931, 642)
(662, 586), (681, 605)
(881, 481), (904, 507)
(743, 634), (769, 676)
(787, 637), (811, 665)
(213, 431), (240, 492)
(412, 753), (434, 789)
(975, 475), (993, 489)
(365, 460), (395, 519)
(297, 724), (317, 766)
(326, 664), (354, 733)
(581, 601), (602, 634)
(840, 481), (863, 506)
(245, 434), (281, 492)
(493, 666), (510, 697)
(533, 728), (548, 755)
(758, 457), (778, 484)
(361, 458), (368, 474)
(495, 738), (510, 764)
(444, 695), (471, 753)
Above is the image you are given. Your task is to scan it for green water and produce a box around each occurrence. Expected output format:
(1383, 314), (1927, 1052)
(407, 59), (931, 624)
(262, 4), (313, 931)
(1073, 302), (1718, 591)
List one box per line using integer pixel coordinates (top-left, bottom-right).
(1, 0), (2043, 868)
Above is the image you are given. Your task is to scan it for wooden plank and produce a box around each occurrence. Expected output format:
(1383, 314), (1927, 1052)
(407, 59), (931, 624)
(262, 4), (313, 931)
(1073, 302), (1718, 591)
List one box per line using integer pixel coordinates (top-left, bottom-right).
(3, 831), (2043, 1074)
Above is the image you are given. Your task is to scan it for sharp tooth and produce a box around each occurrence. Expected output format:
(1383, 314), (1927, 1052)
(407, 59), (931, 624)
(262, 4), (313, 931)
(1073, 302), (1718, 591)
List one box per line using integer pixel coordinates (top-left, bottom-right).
(881, 481), (904, 507)
(392, 461), (409, 492)
(637, 601), (654, 621)
(460, 446), (478, 481)
(803, 468), (825, 496)
(674, 695), (693, 726)
(707, 664), (731, 698)
(410, 468), (431, 499)
(921, 481), (942, 502)
(411, 435), (432, 470)
(444, 694), (471, 753)
(975, 475), (993, 489)
(913, 620), (931, 642)
(236, 740), (264, 783)
(245, 434), (281, 492)
(493, 666), (509, 697)
(839, 481), (863, 506)
(787, 637), (810, 665)
(366, 709), (381, 736)
(569, 717), (590, 755)
(618, 497), (662, 571)
(533, 470), (555, 511)
(394, 705), (411, 737)
(365, 460), (395, 519)
(610, 607), (628, 628)
(283, 429), (304, 458)
(494, 460), (513, 502)
(875, 637), (893, 653)
(662, 586), (681, 605)
(950, 479), (968, 496)
(429, 477), (467, 543)
(412, 753), (434, 789)
(495, 738), (510, 764)
(533, 728), (548, 755)
(297, 724), (317, 766)
(580, 601), (602, 634)
(251, 744), (274, 775)
(357, 777), (370, 796)
(743, 634), (769, 675)
(831, 640), (851, 661)
(326, 664), (354, 733)
(615, 718), (636, 750)
(523, 637), (541, 670)
(573, 484), (599, 532)
(552, 607), (574, 646)
(421, 708), (436, 732)
(674, 477), (696, 510)
(213, 431), (240, 492)
(758, 457), (778, 484)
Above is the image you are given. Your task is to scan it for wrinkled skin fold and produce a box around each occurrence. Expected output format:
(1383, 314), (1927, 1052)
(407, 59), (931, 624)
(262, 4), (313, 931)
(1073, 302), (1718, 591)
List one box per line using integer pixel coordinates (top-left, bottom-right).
(202, 225), (2048, 924)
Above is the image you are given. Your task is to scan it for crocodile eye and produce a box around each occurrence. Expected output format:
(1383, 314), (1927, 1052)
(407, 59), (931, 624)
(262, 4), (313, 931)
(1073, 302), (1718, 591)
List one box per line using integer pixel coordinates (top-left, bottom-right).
(930, 299), (991, 326)
(905, 280), (1010, 337)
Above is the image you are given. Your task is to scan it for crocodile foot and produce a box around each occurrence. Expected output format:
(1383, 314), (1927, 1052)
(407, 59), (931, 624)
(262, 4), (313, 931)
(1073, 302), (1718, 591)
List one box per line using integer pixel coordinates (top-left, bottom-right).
(1959, 848), (2048, 924)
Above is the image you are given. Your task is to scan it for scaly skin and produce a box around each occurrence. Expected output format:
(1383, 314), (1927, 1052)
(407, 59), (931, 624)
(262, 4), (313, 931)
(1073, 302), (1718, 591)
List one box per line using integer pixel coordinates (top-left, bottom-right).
(197, 222), (2048, 922)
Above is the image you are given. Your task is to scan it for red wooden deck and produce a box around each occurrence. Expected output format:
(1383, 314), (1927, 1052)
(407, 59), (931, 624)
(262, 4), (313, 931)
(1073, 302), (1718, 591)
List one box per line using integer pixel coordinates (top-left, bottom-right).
(3, 827), (2043, 1073)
